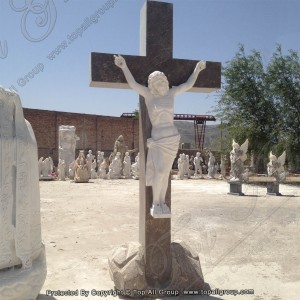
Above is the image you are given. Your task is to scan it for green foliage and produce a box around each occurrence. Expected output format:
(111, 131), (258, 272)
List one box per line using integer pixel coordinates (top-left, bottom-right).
(215, 44), (300, 171)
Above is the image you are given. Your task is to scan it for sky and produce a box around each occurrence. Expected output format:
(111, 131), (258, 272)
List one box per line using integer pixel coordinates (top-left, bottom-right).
(0, 0), (300, 119)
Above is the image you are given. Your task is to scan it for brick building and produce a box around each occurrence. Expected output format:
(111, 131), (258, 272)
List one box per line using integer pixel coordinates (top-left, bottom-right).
(23, 108), (139, 165)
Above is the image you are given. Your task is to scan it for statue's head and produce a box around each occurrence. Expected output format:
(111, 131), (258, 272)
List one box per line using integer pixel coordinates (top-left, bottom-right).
(196, 152), (200, 156)
(232, 139), (240, 149)
(117, 135), (124, 142)
(148, 71), (169, 96)
(79, 150), (85, 158)
(269, 151), (277, 161)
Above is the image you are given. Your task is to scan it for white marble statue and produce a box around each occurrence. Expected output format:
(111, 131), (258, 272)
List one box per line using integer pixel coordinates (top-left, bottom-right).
(99, 159), (108, 179)
(38, 157), (54, 179)
(97, 151), (104, 175)
(219, 154), (227, 179)
(131, 152), (140, 180)
(123, 151), (132, 179)
(194, 152), (204, 178)
(90, 159), (98, 179)
(115, 54), (206, 217)
(59, 125), (80, 176)
(183, 154), (191, 179)
(74, 150), (89, 183)
(86, 149), (95, 178)
(177, 153), (184, 180)
(0, 87), (46, 299)
(230, 139), (249, 182)
(69, 160), (75, 179)
(207, 152), (216, 179)
(267, 151), (286, 182)
(108, 152), (122, 179)
(58, 159), (66, 181)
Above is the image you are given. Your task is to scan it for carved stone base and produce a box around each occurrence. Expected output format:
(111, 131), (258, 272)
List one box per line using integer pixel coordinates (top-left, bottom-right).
(108, 241), (209, 298)
(0, 245), (47, 300)
(39, 176), (55, 181)
(228, 181), (244, 196)
(267, 182), (281, 196)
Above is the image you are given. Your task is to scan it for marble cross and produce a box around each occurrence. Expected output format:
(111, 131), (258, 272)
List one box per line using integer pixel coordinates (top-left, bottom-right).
(90, 0), (221, 287)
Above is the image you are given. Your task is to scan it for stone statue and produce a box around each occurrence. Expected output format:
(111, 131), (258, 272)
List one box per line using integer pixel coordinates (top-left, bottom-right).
(99, 159), (108, 179)
(86, 149), (95, 178)
(114, 54), (206, 217)
(58, 125), (80, 176)
(74, 150), (89, 183)
(123, 151), (132, 179)
(58, 159), (66, 181)
(183, 154), (191, 179)
(38, 157), (54, 179)
(230, 139), (249, 182)
(267, 151), (286, 182)
(193, 152), (203, 179)
(108, 152), (122, 179)
(219, 154), (227, 179)
(177, 154), (184, 180)
(69, 160), (75, 179)
(0, 87), (46, 299)
(90, 159), (98, 179)
(97, 151), (104, 175)
(207, 152), (216, 179)
(131, 152), (140, 180)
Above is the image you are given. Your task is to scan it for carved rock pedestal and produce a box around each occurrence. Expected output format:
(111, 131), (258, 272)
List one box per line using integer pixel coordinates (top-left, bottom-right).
(108, 241), (208, 298)
(0, 247), (47, 300)
(228, 181), (244, 196)
(267, 182), (281, 196)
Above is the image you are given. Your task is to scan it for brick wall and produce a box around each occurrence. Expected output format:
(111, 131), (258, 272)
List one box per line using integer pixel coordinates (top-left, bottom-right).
(23, 108), (139, 165)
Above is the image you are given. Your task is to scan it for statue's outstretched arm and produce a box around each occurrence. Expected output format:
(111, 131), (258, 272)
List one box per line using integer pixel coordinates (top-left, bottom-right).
(172, 60), (206, 96)
(114, 55), (149, 98)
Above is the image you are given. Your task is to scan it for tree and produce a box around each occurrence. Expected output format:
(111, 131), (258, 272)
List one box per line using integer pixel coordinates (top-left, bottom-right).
(215, 45), (277, 159)
(266, 45), (300, 170)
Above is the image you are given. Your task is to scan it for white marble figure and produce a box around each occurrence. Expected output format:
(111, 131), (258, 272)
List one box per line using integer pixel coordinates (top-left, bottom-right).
(183, 154), (191, 179)
(58, 159), (66, 181)
(123, 151), (132, 179)
(177, 154), (184, 180)
(86, 149), (95, 178)
(69, 160), (75, 179)
(0, 87), (46, 299)
(131, 152), (140, 180)
(59, 125), (80, 176)
(230, 139), (249, 182)
(194, 152), (204, 178)
(207, 152), (216, 179)
(38, 157), (54, 179)
(90, 159), (98, 179)
(108, 152), (122, 179)
(97, 151), (104, 175)
(219, 154), (227, 179)
(74, 150), (89, 183)
(267, 151), (286, 182)
(114, 54), (206, 218)
(99, 159), (108, 179)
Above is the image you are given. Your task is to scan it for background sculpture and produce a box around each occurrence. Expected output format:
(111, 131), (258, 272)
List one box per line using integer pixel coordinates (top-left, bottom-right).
(230, 139), (249, 182)
(58, 125), (80, 176)
(267, 151), (286, 182)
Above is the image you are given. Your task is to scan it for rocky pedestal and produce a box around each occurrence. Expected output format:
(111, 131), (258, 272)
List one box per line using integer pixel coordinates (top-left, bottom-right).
(108, 241), (209, 298)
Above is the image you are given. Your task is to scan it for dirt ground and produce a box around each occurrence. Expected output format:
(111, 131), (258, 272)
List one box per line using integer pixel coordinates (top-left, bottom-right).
(36, 178), (300, 300)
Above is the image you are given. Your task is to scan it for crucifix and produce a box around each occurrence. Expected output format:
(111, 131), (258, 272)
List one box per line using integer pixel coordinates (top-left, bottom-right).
(90, 0), (220, 288)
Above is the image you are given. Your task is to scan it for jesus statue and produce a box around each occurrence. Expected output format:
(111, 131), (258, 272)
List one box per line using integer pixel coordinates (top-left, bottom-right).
(114, 55), (206, 218)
